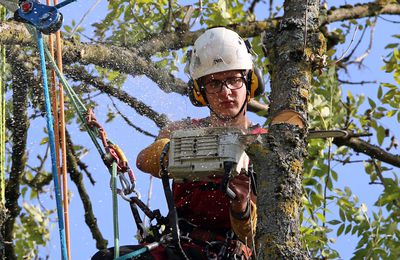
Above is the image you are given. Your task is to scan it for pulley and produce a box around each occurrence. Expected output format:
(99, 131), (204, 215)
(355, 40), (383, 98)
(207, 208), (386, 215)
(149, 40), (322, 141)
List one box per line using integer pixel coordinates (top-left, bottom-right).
(14, 0), (76, 34)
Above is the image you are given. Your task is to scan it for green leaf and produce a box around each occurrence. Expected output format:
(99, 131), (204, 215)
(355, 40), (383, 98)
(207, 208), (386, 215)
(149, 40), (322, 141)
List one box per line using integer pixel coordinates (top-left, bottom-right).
(316, 213), (326, 223)
(328, 219), (341, 225)
(40, 137), (48, 145)
(368, 98), (376, 109)
(21, 187), (27, 198)
(337, 223), (345, 236)
(377, 86), (383, 99)
(345, 224), (352, 234)
(339, 209), (346, 221)
(386, 110), (396, 118)
(377, 126), (386, 145)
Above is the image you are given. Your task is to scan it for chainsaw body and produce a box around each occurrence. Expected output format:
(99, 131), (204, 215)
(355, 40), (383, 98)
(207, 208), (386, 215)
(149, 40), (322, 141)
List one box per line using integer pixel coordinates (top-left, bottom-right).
(168, 127), (252, 182)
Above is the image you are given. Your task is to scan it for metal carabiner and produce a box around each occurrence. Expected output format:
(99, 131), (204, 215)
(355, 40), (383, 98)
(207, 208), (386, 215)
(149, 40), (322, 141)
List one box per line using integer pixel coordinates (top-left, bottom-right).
(119, 172), (132, 194)
(116, 188), (132, 202)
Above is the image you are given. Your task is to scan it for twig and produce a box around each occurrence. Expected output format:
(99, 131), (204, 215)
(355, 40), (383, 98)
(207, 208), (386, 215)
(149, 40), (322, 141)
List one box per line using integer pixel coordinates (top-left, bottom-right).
(372, 160), (398, 207)
(66, 0), (102, 39)
(64, 65), (170, 128)
(129, 1), (151, 35)
(76, 160), (96, 186)
(162, 0), (173, 32)
(333, 131), (400, 168)
(343, 21), (368, 61)
(248, 0), (261, 14)
(334, 24), (358, 64)
(351, 17), (377, 66)
(338, 79), (377, 85)
(332, 158), (370, 165)
(109, 97), (157, 138)
(379, 15), (400, 24)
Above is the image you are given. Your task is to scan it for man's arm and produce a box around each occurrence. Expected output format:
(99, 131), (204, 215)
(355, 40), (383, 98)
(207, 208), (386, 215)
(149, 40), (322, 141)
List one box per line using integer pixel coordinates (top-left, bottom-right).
(229, 174), (257, 244)
(136, 120), (191, 177)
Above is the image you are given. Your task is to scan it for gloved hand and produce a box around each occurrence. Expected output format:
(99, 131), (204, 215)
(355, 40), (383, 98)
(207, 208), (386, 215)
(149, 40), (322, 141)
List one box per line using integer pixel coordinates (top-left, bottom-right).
(136, 138), (170, 178)
(228, 173), (256, 219)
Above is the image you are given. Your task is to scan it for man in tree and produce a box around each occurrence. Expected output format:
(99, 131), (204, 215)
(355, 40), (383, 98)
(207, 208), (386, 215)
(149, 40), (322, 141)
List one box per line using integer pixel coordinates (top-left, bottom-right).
(92, 27), (265, 260)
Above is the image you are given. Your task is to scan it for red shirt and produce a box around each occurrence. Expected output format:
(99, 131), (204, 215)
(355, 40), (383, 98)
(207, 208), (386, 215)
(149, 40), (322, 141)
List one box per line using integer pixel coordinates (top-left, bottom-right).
(172, 119), (267, 230)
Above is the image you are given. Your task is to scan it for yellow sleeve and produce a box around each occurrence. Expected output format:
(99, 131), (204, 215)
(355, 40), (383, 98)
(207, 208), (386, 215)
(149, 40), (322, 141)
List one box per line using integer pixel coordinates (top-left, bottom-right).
(136, 138), (170, 178)
(230, 200), (257, 245)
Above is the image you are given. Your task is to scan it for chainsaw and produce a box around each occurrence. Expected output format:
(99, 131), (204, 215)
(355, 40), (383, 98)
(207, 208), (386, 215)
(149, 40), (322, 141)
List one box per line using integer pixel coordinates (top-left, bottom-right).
(168, 127), (347, 199)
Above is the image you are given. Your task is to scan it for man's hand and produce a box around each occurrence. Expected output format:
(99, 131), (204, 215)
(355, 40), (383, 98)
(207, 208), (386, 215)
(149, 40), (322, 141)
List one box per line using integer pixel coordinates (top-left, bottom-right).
(228, 174), (255, 217)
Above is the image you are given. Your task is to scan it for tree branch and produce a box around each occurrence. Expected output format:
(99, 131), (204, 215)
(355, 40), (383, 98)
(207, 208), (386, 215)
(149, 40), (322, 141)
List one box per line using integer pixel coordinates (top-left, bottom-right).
(334, 132), (400, 168)
(65, 129), (108, 250)
(322, 2), (400, 25)
(64, 65), (170, 129)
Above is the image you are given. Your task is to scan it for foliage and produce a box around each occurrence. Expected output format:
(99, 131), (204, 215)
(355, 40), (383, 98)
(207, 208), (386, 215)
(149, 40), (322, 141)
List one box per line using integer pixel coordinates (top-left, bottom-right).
(1, 0), (399, 259)
(14, 202), (52, 259)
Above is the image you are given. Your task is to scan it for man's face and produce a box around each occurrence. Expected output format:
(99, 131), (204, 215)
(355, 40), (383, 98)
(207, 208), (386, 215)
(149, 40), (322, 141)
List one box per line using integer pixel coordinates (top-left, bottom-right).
(204, 70), (247, 118)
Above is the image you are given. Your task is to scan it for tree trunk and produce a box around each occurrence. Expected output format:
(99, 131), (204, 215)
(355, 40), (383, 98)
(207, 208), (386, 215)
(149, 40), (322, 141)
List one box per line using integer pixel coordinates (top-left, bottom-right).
(253, 0), (324, 258)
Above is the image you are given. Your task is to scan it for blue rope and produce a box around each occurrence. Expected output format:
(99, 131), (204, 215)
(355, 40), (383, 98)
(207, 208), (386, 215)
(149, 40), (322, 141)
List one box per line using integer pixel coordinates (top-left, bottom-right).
(114, 247), (148, 260)
(36, 30), (68, 260)
(113, 241), (161, 260)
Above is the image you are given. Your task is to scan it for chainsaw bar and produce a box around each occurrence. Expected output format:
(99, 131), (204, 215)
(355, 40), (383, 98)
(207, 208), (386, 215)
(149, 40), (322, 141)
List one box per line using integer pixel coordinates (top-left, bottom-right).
(308, 130), (348, 139)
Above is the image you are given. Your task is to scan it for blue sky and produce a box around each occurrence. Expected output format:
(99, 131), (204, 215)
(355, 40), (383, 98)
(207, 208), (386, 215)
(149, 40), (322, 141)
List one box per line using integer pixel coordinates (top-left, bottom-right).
(16, 0), (398, 259)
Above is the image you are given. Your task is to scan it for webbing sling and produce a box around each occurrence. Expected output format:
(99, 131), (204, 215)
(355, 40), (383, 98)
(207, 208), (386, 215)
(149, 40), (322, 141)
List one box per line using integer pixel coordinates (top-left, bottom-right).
(44, 47), (122, 258)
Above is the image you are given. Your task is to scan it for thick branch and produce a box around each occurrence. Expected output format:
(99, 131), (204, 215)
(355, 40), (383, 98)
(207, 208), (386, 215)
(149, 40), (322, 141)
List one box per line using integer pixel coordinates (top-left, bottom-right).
(134, 21), (271, 57)
(61, 42), (188, 95)
(64, 66), (170, 128)
(334, 133), (400, 168)
(322, 2), (400, 25)
(4, 49), (29, 260)
(65, 130), (108, 250)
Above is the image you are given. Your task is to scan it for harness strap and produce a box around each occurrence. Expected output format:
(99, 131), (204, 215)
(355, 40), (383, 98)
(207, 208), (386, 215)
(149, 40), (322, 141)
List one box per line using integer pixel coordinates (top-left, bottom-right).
(160, 143), (189, 260)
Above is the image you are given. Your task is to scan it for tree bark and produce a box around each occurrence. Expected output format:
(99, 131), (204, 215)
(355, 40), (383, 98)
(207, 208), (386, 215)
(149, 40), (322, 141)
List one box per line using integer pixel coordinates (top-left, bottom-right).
(253, 0), (324, 258)
(3, 49), (30, 260)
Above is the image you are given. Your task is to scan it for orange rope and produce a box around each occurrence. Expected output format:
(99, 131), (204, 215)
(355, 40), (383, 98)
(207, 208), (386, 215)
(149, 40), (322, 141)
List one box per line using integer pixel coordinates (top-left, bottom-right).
(46, 0), (71, 258)
(45, 5), (62, 187)
(54, 1), (71, 258)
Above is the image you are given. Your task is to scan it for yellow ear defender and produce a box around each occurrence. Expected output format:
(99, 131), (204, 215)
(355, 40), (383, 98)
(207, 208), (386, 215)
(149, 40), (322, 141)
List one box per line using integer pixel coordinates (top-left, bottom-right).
(188, 79), (208, 107)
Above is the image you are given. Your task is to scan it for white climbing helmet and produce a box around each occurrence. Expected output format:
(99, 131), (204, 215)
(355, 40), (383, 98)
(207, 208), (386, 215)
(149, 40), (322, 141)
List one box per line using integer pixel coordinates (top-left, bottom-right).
(188, 27), (253, 80)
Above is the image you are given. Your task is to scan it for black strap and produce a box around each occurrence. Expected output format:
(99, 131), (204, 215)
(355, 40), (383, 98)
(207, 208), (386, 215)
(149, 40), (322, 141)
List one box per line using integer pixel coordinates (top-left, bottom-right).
(222, 161), (237, 200)
(160, 143), (189, 260)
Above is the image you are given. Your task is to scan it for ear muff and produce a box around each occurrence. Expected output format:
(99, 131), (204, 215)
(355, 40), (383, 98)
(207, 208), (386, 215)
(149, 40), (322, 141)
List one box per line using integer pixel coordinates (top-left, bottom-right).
(188, 79), (207, 107)
(244, 39), (265, 99)
(247, 67), (265, 99)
